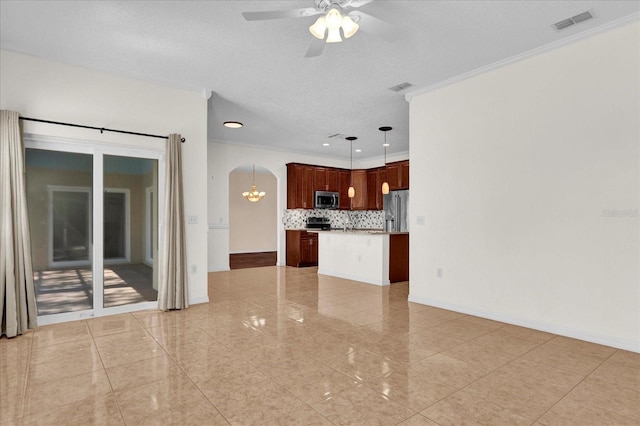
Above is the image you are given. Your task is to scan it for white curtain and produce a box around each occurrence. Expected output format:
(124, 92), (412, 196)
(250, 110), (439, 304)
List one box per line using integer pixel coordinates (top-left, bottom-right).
(158, 133), (189, 310)
(0, 110), (37, 337)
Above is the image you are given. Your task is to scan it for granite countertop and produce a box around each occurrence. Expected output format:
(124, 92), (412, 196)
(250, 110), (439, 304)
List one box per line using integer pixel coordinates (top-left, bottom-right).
(303, 228), (409, 235)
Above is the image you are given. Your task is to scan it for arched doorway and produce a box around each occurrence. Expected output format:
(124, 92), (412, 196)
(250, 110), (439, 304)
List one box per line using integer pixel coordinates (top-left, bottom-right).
(228, 165), (277, 269)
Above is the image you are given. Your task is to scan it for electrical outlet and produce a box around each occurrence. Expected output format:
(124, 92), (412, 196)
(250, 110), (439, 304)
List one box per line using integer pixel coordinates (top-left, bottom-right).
(188, 215), (198, 224)
(191, 264), (197, 274)
(417, 216), (425, 225)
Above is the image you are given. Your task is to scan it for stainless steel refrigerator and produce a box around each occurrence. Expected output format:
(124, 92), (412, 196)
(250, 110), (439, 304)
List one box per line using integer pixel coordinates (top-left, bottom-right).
(383, 190), (409, 232)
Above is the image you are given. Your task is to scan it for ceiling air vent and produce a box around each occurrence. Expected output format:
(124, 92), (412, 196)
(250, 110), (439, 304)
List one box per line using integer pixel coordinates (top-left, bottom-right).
(554, 10), (593, 31)
(389, 82), (413, 92)
(554, 18), (574, 30)
(327, 133), (345, 139)
(572, 11), (593, 24)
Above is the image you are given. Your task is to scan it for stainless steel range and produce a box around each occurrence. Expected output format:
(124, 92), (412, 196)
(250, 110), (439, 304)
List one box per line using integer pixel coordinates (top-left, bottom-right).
(306, 216), (331, 230)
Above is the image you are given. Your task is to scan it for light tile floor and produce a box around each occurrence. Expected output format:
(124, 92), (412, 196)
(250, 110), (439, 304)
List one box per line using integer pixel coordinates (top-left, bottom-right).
(1, 266), (638, 425)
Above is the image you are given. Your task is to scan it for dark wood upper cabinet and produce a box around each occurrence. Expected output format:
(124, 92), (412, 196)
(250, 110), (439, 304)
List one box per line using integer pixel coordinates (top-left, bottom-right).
(287, 161), (408, 210)
(366, 167), (384, 210)
(386, 160), (409, 190)
(351, 170), (368, 210)
(287, 163), (314, 209)
(325, 168), (339, 192)
(314, 167), (327, 191)
(286, 164), (300, 208)
(338, 170), (351, 210)
(401, 161), (410, 189)
(386, 163), (401, 191)
(303, 167), (314, 207)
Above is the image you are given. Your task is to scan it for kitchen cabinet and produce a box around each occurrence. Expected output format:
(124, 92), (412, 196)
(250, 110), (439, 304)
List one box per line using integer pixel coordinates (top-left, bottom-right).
(389, 233), (409, 282)
(366, 167), (384, 210)
(287, 163), (314, 209)
(401, 161), (410, 189)
(338, 170), (351, 210)
(325, 168), (339, 192)
(314, 167), (327, 191)
(314, 167), (340, 192)
(286, 230), (318, 267)
(351, 169), (368, 210)
(386, 160), (409, 190)
(287, 161), (408, 210)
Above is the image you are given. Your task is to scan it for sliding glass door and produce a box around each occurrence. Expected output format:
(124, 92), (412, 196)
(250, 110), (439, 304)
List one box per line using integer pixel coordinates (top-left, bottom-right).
(27, 150), (95, 315)
(25, 137), (163, 323)
(103, 155), (158, 309)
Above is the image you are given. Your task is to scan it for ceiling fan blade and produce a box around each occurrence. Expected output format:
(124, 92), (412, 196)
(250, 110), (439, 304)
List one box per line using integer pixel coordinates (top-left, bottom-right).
(242, 8), (321, 21)
(305, 37), (325, 58)
(349, 11), (399, 42)
(348, 0), (374, 8)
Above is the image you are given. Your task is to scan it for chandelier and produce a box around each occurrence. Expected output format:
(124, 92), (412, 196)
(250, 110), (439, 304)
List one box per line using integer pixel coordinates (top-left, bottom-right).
(242, 164), (266, 202)
(309, 5), (359, 43)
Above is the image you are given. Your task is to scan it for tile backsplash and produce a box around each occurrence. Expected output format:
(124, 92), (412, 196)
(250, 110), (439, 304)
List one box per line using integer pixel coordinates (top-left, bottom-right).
(283, 209), (384, 230)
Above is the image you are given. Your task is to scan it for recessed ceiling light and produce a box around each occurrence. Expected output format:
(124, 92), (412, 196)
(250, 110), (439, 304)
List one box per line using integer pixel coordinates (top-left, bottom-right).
(355, 149), (362, 153)
(323, 143), (330, 146)
(382, 143), (390, 147)
(223, 121), (243, 128)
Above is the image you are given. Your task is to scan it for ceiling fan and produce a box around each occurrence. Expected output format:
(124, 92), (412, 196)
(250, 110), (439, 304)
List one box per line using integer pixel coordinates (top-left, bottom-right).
(242, 0), (396, 57)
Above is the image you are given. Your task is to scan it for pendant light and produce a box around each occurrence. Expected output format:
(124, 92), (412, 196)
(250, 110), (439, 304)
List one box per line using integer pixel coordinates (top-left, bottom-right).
(379, 126), (392, 195)
(346, 136), (357, 198)
(242, 164), (266, 202)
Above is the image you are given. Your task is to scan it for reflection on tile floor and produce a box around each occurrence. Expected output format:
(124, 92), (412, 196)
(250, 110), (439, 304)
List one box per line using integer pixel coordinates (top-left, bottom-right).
(2, 266), (639, 425)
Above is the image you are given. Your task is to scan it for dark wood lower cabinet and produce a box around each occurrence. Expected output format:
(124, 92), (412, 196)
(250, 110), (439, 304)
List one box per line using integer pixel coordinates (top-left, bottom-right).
(389, 234), (409, 282)
(286, 230), (318, 267)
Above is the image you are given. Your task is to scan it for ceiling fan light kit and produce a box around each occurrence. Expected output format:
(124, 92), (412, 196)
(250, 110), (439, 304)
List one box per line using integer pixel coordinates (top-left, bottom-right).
(243, 0), (389, 57)
(310, 6), (358, 43)
(341, 15), (359, 39)
(309, 16), (327, 39)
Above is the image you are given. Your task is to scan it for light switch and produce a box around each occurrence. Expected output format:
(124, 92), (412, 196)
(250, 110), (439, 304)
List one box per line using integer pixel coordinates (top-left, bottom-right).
(416, 216), (425, 225)
(188, 215), (198, 224)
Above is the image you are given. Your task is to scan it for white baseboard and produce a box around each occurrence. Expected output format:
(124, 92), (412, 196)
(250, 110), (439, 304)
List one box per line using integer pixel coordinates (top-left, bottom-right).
(408, 294), (639, 353)
(208, 265), (230, 272)
(189, 296), (210, 305)
(318, 269), (389, 286)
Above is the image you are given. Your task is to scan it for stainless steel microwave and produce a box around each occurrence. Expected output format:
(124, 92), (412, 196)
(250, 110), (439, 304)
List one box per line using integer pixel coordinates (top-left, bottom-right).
(314, 191), (339, 209)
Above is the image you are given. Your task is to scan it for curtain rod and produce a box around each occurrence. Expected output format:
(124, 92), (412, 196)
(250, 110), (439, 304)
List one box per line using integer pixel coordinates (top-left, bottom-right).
(19, 116), (186, 143)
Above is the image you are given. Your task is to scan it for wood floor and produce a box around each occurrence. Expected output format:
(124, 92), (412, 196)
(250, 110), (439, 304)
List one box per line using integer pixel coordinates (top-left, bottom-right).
(229, 251), (277, 269)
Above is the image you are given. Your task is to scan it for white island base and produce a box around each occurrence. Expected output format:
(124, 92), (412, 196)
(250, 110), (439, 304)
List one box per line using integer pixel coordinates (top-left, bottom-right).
(317, 231), (391, 286)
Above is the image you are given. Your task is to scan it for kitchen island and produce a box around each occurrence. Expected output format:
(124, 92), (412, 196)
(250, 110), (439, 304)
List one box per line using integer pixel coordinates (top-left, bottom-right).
(313, 230), (409, 286)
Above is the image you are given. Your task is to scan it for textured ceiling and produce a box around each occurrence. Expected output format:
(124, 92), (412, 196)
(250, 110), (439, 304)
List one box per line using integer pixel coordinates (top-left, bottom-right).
(1, 1), (638, 161)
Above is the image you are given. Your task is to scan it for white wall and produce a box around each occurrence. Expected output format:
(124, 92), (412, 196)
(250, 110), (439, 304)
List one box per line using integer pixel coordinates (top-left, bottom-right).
(229, 169), (277, 253)
(408, 22), (640, 352)
(0, 50), (209, 305)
